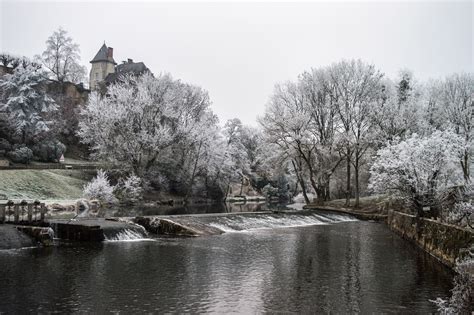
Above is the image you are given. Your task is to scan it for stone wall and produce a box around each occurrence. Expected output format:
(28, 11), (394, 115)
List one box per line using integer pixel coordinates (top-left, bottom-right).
(387, 210), (473, 268)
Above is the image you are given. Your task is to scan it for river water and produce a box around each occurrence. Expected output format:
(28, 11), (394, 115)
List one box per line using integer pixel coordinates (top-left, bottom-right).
(0, 212), (453, 313)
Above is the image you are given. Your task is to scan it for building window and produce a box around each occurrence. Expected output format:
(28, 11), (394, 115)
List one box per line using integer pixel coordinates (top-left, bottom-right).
(95, 73), (99, 79)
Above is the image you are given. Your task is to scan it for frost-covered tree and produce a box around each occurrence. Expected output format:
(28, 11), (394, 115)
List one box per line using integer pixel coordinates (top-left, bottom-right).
(83, 170), (117, 203)
(260, 81), (318, 203)
(372, 72), (425, 143)
(438, 73), (473, 182)
(369, 130), (465, 216)
(300, 68), (344, 202)
(328, 59), (384, 207)
(79, 73), (216, 183)
(0, 63), (56, 144)
(37, 27), (86, 83)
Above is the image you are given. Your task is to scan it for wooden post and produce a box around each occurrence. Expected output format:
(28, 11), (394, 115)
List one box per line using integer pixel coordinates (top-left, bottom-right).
(0, 204), (5, 223)
(14, 204), (19, 223)
(20, 200), (28, 222)
(6, 200), (14, 223)
(27, 204), (33, 223)
(34, 200), (41, 222)
(40, 203), (46, 222)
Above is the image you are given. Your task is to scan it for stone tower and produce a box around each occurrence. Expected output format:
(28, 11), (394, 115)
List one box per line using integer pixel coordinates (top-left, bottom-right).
(89, 43), (116, 90)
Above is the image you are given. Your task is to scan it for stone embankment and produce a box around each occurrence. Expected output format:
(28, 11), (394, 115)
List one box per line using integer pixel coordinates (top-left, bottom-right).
(387, 210), (473, 268)
(0, 225), (53, 249)
(303, 204), (387, 221)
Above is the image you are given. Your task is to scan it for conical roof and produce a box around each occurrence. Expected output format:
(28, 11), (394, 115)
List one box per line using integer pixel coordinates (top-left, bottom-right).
(90, 43), (114, 63)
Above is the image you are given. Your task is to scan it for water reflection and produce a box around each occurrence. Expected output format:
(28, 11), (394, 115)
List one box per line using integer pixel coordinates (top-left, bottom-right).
(110, 201), (271, 217)
(0, 222), (452, 313)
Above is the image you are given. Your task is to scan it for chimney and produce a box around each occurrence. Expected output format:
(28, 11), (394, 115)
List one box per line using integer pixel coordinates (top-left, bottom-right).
(107, 47), (114, 58)
(127, 58), (133, 64)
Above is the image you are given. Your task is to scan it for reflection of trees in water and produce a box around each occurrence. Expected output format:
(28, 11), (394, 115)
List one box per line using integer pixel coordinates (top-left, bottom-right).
(110, 202), (267, 217)
(259, 223), (453, 313)
(224, 202), (265, 213)
(0, 244), (106, 312)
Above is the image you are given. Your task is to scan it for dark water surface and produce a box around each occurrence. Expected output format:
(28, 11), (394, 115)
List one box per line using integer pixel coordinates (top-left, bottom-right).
(0, 221), (452, 313)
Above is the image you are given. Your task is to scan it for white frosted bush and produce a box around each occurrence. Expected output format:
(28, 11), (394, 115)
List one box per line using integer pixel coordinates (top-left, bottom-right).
(116, 174), (143, 203)
(83, 170), (117, 203)
(433, 250), (473, 314)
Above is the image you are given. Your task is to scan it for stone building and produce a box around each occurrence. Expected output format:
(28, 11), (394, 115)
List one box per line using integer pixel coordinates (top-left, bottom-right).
(89, 43), (116, 90)
(89, 43), (150, 91)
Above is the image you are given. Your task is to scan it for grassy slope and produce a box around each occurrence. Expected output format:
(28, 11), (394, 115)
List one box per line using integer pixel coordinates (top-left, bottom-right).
(0, 169), (94, 200)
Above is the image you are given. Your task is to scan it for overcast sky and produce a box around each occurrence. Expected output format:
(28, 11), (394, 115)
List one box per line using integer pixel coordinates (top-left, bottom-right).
(1, 1), (472, 125)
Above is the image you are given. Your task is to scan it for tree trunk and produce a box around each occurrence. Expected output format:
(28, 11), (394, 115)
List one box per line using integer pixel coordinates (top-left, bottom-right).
(345, 147), (351, 207)
(324, 178), (331, 201)
(461, 150), (470, 182)
(184, 141), (202, 203)
(291, 159), (310, 204)
(354, 153), (360, 208)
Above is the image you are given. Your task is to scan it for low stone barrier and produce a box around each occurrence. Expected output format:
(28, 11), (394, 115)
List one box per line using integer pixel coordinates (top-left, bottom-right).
(134, 216), (224, 237)
(387, 210), (473, 268)
(15, 226), (53, 246)
(50, 222), (104, 241)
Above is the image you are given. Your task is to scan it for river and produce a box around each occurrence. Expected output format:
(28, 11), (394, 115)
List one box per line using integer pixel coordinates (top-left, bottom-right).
(0, 211), (453, 313)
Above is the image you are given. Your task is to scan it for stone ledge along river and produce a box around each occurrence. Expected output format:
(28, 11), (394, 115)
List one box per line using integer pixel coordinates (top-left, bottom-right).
(0, 210), (453, 313)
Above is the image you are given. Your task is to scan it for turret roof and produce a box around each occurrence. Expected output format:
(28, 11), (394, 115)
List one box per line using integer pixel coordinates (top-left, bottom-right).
(90, 43), (115, 63)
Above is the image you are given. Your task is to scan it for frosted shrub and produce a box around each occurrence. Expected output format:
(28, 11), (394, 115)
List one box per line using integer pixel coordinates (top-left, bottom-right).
(7, 146), (33, 164)
(83, 170), (117, 203)
(433, 249), (473, 314)
(31, 140), (66, 162)
(369, 130), (465, 214)
(116, 174), (143, 204)
(446, 201), (473, 228)
(262, 184), (279, 199)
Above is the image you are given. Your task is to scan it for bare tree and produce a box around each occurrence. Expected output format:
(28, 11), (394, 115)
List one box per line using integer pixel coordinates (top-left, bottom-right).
(37, 27), (86, 84)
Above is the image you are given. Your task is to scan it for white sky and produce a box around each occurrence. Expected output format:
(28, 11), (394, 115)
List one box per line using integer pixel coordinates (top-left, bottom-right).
(1, 0), (472, 126)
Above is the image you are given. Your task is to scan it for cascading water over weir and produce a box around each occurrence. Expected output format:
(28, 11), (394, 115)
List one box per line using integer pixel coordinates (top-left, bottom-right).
(44, 210), (358, 242)
(133, 210), (358, 237)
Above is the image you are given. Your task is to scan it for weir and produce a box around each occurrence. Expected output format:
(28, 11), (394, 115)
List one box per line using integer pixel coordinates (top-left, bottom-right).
(5, 210), (358, 243)
(134, 210), (358, 236)
(0, 210), (359, 251)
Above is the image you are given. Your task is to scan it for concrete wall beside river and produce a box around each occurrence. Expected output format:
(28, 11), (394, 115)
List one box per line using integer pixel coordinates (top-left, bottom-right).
(387, 210), (473, 268)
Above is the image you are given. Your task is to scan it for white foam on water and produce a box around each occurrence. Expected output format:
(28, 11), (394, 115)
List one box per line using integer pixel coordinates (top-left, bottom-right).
(207, 213), (357, 233)
(104, 228), (153, 242)
(286, 203), (306, 210)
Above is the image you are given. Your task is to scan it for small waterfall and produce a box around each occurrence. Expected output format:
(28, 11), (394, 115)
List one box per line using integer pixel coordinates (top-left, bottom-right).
(103, 224), (151, 242)
(206, 212), (357, 232)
